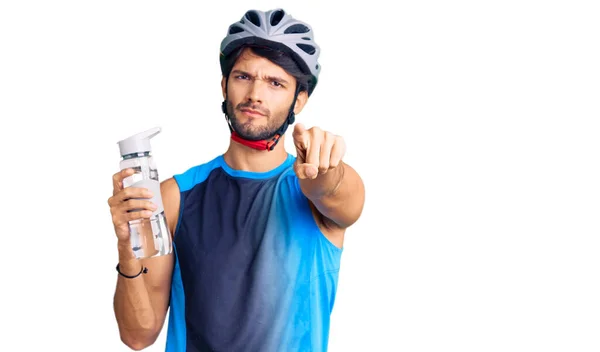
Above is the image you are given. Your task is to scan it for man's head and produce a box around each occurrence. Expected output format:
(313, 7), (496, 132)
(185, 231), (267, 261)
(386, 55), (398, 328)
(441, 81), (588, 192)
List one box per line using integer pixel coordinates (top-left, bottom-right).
(221, 45), (309, 141)
(218, 9), (321, 149)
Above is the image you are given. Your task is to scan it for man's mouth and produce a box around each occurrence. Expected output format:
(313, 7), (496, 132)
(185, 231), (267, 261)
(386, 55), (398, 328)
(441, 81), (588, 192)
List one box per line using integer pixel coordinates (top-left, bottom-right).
(240, 108), (266, 117)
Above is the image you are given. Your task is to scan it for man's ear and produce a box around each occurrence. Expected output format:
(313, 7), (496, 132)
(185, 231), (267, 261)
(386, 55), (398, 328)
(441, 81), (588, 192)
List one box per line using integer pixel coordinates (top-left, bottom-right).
(293, 90), (309, 115)
(221, 76), (227, 99)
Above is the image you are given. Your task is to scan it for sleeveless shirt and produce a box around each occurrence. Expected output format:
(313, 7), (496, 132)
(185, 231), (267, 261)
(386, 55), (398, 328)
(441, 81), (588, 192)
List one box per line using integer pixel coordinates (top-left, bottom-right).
(165, 153), (342, 351)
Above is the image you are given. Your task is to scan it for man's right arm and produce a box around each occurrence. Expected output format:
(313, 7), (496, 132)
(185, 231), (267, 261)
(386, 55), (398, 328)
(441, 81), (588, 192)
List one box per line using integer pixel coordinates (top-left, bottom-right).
(109, 174), (180, 350)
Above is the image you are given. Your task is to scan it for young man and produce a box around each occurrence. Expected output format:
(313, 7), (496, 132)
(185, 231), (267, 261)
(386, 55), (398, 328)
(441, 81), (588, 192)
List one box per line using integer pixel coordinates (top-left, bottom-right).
(108, 9), (365, 351)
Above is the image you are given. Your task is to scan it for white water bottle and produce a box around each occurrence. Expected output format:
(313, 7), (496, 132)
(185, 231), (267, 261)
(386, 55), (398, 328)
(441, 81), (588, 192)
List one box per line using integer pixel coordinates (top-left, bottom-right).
(117, 127), (173, 259)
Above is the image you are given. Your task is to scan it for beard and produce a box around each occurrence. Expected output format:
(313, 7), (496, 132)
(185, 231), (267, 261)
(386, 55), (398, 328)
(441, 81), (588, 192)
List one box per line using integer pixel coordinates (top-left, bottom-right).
(226, 99), (288, 141)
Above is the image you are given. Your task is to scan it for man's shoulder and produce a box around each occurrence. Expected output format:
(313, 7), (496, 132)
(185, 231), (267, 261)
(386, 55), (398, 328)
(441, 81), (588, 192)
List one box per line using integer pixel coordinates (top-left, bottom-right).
(172, 155), (225, 192)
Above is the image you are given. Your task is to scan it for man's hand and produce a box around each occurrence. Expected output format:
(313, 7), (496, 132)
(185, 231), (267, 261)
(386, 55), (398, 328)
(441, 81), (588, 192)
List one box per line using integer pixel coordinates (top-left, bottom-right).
(292, 123), (346, 180)
(108, 168), (155, 244)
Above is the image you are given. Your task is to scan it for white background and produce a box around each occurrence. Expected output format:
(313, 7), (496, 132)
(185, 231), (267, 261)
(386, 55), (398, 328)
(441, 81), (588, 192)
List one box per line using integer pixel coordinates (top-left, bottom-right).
(1, 0), (599, 351)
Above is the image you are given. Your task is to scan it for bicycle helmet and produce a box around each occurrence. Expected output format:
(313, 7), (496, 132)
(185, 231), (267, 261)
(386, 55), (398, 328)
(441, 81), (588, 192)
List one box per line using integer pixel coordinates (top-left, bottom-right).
(220, 8), (321, 96)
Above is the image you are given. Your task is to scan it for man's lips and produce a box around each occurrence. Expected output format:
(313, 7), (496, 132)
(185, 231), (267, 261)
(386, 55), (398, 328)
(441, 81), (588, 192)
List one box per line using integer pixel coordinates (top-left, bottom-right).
(240, 108), (266, 117)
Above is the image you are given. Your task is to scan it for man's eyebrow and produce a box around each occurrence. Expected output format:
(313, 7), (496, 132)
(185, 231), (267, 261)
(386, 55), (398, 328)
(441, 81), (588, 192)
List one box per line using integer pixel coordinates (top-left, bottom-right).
(231, 69), (252, 77)
(265, 75), (289, 85)
(231, 70), (289, 85)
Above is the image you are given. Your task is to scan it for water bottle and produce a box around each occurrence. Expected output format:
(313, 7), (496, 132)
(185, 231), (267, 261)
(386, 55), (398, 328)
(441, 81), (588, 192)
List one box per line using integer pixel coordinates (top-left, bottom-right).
(117, 127), (172, 259)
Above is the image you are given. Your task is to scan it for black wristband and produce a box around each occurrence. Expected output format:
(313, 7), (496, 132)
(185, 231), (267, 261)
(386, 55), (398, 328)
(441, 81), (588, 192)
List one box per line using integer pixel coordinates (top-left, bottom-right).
(116, 263), (148, 279)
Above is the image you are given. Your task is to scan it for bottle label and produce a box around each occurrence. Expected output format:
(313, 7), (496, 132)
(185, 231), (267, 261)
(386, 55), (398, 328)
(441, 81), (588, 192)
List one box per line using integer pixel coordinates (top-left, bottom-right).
(128, 178), (165, 216)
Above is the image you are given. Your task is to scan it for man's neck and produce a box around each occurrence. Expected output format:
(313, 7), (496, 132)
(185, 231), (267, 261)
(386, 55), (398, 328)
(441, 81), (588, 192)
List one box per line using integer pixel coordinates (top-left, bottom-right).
(223, 135), (289, 173)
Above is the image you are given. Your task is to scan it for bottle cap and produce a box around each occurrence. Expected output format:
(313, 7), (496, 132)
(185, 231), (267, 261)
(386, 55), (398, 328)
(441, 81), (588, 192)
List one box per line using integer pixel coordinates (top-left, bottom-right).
(117, 127), (161, 156)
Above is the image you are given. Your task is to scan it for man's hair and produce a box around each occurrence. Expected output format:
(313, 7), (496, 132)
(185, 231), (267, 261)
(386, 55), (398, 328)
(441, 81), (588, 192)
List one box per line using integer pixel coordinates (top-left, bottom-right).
(220, 44), (312, 93)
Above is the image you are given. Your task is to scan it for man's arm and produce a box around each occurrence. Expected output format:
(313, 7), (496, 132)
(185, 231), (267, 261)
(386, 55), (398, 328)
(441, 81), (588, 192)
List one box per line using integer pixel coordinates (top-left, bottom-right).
(111, 177), (180, 350)
(292, 124), (366, 245)
(299, 160), (365, 230)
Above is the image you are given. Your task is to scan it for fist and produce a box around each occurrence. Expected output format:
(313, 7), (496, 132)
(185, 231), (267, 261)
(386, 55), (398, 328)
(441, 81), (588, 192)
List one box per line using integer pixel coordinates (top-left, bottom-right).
(292, 123), (346, 179)
(107, 168), (156, 243)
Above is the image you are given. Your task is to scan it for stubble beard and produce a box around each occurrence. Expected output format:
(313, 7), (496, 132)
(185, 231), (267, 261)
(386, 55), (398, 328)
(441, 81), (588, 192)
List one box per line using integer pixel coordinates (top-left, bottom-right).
(226, 99), (288, 141)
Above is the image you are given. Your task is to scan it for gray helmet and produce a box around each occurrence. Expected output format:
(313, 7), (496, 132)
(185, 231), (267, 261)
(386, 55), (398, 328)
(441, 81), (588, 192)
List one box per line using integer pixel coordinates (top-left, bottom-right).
(220, 8), (321, 96)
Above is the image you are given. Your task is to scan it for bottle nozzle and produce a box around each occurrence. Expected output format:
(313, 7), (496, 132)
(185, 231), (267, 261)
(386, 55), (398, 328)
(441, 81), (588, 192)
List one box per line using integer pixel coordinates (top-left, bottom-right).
(117, 127), (162, 156)
(137, 127), (161, 140)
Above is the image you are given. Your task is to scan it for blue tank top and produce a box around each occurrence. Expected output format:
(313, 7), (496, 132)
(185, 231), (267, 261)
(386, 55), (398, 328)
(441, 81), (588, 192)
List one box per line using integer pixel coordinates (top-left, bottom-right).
(165, 153), (343, 351)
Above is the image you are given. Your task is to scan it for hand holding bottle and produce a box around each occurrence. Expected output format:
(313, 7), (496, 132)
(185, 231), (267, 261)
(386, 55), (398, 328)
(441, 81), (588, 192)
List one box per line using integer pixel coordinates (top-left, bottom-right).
(108, 168), (156, 244)
(112, 127), (173, 259)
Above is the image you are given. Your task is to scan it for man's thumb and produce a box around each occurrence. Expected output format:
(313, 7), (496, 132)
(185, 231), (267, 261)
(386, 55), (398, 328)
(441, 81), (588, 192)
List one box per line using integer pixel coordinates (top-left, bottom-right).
(294, 161), (318, 179)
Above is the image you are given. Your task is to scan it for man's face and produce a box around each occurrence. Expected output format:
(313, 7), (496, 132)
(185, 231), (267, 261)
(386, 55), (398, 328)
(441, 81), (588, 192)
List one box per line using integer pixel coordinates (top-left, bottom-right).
(222, 48), (303, 141)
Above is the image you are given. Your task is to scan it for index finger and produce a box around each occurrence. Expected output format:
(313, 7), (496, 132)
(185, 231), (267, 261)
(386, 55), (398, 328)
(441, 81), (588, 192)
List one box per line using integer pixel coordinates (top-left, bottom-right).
(292, 123), (309, 148)
(112, 168), (135, 192)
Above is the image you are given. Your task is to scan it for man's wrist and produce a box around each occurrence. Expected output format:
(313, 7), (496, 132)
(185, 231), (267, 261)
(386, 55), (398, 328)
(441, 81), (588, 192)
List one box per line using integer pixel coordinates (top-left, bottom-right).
(324, 161), (345, 198)
(117, 239), (139, 271)
(116, 258), (142, 277)
(302, 161), (345, 200)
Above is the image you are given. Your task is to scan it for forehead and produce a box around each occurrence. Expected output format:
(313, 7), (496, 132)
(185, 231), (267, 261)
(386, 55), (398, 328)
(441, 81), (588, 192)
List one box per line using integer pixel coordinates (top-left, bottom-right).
(232, 48), (293, 79)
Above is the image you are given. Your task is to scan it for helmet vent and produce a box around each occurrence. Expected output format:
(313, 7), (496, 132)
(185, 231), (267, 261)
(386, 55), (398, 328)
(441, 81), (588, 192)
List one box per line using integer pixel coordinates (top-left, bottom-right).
(270, 10), (285, 26)
(228, 25), (244, 35)
(284, 24), (310, 34)
(245, 11), (261, 27)
(296, 43), (316, 55)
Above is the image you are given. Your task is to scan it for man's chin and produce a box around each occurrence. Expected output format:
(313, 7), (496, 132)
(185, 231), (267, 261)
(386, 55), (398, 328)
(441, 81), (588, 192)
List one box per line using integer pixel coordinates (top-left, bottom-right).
(235, 130), (275, 141)
(230, 122), (271, 141)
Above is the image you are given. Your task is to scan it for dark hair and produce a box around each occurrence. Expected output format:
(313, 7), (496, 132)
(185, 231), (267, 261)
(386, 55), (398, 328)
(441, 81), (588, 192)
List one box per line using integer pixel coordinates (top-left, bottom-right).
(220, 44), (311, 93)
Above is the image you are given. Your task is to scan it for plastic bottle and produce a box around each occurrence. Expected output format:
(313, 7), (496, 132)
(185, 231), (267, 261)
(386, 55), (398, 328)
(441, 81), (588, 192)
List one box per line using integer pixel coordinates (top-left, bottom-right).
(117, 127), (172, 259)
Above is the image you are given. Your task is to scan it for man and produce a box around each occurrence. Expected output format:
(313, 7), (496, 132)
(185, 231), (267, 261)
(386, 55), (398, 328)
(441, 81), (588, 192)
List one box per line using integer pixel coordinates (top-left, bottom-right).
(108, 8), (365, 351)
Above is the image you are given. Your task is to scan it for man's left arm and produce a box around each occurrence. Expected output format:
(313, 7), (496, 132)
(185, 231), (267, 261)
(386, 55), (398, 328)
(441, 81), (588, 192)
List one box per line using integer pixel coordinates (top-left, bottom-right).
(293, 124), (366, 229)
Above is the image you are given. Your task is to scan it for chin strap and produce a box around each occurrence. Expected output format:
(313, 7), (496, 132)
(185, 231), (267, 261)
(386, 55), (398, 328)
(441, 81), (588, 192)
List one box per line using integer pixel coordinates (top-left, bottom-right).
(222, 84), (301, 151)
(230, 131), (281, 151)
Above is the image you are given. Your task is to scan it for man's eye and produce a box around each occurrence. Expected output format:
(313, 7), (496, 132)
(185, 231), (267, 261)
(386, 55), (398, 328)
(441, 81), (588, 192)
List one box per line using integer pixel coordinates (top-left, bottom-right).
(236, 75), (249, 80)
(272, 81), (282, 87)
